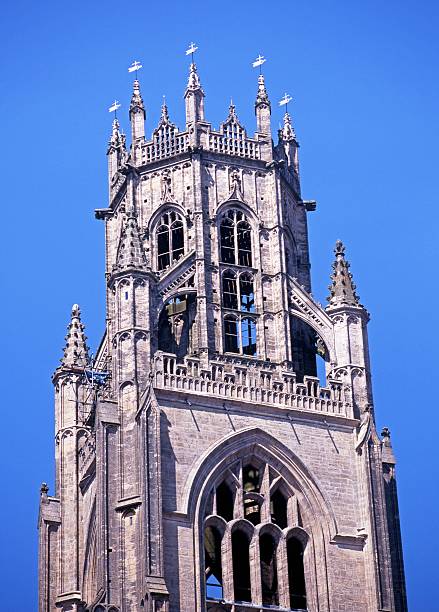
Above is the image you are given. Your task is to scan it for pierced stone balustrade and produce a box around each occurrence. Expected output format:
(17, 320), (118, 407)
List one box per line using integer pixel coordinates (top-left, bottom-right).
(154, 352), (352, 418)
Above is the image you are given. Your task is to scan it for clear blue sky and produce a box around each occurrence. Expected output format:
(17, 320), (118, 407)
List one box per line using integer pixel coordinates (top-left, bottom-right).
(0, 1), (437, 609)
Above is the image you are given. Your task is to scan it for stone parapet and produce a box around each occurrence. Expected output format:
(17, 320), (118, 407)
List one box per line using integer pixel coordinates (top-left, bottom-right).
(153, 352), (352, 418)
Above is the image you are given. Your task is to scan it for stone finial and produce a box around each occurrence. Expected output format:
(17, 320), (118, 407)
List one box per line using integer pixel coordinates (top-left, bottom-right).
(281, 111), (296, 142)
(61, 305), (90, 368)
(40, 482), (49, 495)
(130, 79), (145, 116)
(186, 62), (203, 92)
(109, 118), (121, 148)
(115, 212), (147, 271)
(255, 74), (270, 109)
(327, 240), (361, 308)
(381, 427), (391, 444)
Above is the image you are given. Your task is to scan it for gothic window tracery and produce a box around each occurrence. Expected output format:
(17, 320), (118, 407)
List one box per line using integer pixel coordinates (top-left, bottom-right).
(156, 211), (185, 270)
(204, 458), (307, 610)
(223, 314), (257, 356)
(219, 210), (253, 267)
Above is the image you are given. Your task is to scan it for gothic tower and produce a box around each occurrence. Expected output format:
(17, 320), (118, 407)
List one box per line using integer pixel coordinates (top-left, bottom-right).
(38, 58), (407, 612)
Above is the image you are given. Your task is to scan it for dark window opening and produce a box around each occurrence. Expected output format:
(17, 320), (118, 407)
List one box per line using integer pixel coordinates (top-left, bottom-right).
(158, 294), (197, 358)
(220, 218), (235, 264)
(241, 318), (257, 356)
(232, 530), (251, 602)
(287, 537), (307, 610)
(243, 465), (260, 493)
(260, 533), (279, 606)
(224, 316), (239, 353)
(219, 210), (253, 267)
(157, 225), (170, 270)
(216, 481), (234, 522)
(205, 526), (223, 601)
(237, 221), (252, 266)
(156, 212), (185, 271)
(271, 490), (288, 529)
(243, 465), (261, 525)
(290, 316), (318, 382)
(239, 273), (255, 312)
(222, 271), (238, 310)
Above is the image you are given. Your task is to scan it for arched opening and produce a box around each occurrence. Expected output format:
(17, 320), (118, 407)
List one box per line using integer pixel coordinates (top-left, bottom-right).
(287, 537), (307, 610)
(232, 530), (251, 602)
(216, 480), (234, 522)
(158, 294), (197, 358)
(290, 316), (328, 385)
(205, 525), (223, 601)
(156, 211), (184, 271)
(260, 533), (279, 606)
(270, 489), (288, 529)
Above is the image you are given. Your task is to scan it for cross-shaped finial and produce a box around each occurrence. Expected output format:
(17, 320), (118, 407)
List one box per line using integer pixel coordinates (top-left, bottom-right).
(279, 93), (293, 112)
(186, 42), (198, 62)
(128, 60), (143, 76)
(108, 100), (121, 117)
(252, 54), (267, 73)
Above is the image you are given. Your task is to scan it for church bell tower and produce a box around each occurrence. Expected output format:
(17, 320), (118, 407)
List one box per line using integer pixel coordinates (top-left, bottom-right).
(38, 55), (407, 612)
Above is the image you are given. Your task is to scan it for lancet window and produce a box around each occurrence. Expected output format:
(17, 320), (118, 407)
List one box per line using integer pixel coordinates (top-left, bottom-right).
(156, 211), (184, 270)
(203, 459), (307, 610)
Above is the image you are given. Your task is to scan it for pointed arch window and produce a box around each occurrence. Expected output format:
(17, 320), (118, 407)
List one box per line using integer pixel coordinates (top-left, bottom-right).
(287, 537), (307, 610)
(260, 533), (279, 606)
(270, 489), (288, 529)
(203, 458), (308, 609)
(156, 211), (184, 270)
(219, 210), (253, 267)
(232, 529), (251, 602)
(205, 526), (223, 601)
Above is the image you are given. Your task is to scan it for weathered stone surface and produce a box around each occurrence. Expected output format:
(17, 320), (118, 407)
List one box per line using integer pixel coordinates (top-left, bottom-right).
(38, 63), (407, 612)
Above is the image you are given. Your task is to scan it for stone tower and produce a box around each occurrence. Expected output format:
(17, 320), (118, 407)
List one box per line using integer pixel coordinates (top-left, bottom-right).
(38, 59), (407, 612)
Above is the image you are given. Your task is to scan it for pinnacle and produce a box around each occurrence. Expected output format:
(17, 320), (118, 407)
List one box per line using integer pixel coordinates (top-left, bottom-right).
(130, 79), (145, 114)
(327, 240), (361, 308)
(186, 62), (203, 92)
(61, 304), (90, 369)
(255, 73), (270, 108)
(281, 111), (296, 141)
(108, 117), (124, 151)
(115, 211), (147, 271)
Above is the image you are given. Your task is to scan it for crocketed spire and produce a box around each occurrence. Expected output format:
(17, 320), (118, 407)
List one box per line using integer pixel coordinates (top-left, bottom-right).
(130, 79), (145, 115)
(61, 304), (90, 368)
(255, 74), (270, 108)
(115, 212), (147, 271)
(327, 240), (361, 308)
(281, 111), (297, 142)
